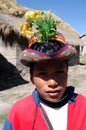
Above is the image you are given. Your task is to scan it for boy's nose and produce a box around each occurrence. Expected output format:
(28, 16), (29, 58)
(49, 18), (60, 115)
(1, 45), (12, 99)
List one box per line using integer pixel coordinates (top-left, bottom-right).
(47, 79), (58, 88)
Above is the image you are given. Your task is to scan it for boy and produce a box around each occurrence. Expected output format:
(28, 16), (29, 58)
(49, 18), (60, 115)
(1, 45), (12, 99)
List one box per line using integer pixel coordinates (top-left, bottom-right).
(3, 11), (86, 130)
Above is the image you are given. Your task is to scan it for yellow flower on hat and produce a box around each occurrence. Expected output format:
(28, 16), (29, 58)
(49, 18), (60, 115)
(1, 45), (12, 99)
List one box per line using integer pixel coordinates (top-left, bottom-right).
(20, 31), (26, 36)
(33, 10), (40, 19)
(20, 30), (34, 37)
(23, 24), (28, 31)
(25, 10), (40, 19)
(19, 10), (61, 45)
(19, 22), (23, 31)
(25, 11), (34, 19)
(25, 30), (34, 37)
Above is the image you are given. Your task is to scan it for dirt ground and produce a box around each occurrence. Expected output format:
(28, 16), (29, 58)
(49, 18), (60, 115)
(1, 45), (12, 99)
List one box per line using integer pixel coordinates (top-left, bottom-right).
(0, 64), (86, 129)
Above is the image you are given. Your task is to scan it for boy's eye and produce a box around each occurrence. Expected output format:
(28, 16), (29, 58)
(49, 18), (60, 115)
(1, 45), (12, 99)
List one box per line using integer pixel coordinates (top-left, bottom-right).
(54, 70), (64, 74)
(57, 71), (65, 73)
(38, 72), (47, 76)
(53, 71), (67, 77)
(38, 70), (65, 77)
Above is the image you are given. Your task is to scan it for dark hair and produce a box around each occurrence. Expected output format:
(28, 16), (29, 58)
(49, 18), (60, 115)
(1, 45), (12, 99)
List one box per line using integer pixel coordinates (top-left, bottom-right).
(31, 40), (65, 54)
(30, 62), (35, 74)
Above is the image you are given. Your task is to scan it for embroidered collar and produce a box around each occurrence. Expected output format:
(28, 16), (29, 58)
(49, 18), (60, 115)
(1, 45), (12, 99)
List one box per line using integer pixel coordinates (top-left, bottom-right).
(32, 86), (77, 108)
(39, 93), (69, 108)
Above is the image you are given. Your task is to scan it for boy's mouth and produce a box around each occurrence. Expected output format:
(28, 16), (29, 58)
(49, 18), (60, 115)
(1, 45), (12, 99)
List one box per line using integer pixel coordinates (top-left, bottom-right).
(47, 90), (61, 97)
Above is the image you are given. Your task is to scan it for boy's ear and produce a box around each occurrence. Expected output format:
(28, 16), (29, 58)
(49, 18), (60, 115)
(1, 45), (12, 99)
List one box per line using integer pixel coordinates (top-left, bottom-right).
(30, 75), (34, 84)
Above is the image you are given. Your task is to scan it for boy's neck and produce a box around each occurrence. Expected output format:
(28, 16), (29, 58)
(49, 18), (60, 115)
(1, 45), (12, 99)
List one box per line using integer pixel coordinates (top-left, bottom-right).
(39, 89), (69, 108)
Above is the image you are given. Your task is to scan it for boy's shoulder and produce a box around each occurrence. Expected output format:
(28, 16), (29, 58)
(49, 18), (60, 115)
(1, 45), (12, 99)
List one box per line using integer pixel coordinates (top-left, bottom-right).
(68, 86), (86, 105)
(14, 94), (35, 107)
(71, 93), (86, 111)
(8, 95), (36, 117)
(7, 94), (38, 125)
(76, 93), (86, 103)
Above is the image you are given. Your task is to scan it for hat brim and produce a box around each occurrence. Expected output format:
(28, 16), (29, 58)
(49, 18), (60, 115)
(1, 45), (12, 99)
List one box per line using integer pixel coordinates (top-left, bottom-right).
(20, 44), (76, 67)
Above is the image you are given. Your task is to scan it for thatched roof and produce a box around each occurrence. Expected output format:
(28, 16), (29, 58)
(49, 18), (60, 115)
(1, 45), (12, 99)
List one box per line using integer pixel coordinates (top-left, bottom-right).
(0, 0), (28, 17)
(0, 0), (85, 47)
(0, 13), (28, 48)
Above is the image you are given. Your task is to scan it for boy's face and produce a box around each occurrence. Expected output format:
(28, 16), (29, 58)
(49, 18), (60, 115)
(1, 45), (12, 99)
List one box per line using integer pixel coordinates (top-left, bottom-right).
(31, 59), (68, 102)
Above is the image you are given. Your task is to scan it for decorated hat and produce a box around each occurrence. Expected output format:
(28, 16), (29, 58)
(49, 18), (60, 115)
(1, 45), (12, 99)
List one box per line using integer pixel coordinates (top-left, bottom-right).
(19, 10), (76, 66)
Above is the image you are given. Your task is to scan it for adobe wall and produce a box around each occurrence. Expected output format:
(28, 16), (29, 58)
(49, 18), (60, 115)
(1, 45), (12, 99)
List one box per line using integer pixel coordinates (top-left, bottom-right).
(0, 38), (16, 66)
(0, 38), (29, 90)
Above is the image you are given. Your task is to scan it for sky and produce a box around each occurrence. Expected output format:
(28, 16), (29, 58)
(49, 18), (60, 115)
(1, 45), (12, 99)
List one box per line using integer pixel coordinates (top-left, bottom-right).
(16, 0), (86, 35)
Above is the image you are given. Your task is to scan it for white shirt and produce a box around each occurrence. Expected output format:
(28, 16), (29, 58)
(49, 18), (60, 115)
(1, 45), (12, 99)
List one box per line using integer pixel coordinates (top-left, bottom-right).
(41, 102), (68, 130)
